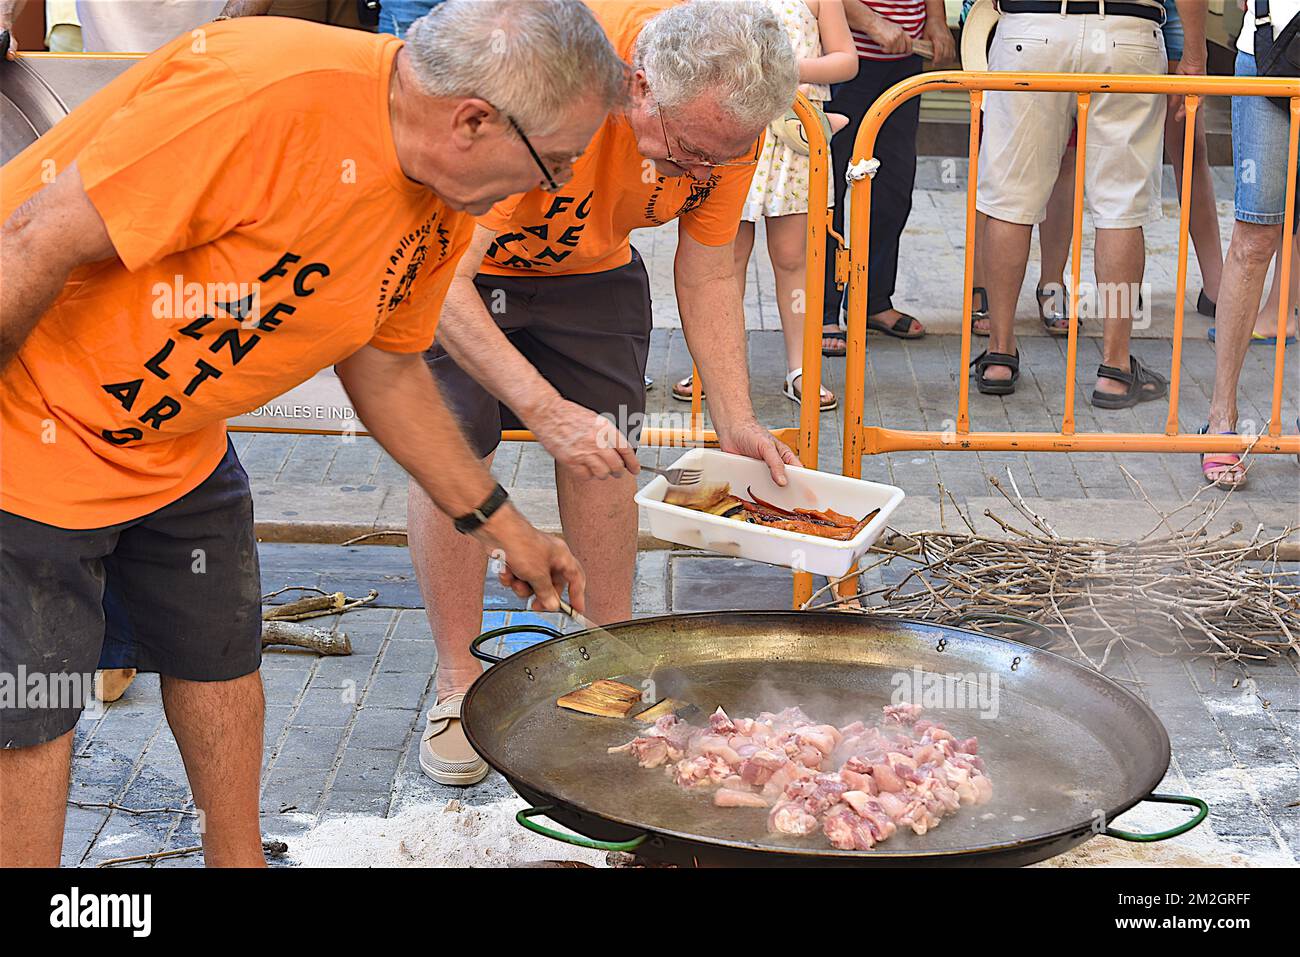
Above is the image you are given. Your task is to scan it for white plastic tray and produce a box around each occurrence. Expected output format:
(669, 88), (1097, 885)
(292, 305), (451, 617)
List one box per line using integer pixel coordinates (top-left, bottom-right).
(635, 448), (905, 578)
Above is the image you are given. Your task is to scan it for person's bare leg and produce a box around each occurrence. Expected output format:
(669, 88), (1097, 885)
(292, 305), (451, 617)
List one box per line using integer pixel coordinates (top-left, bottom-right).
(1039, 146), (1076, 293)
(0, 731), (73, 866)
(981, 216), (1033, 382)
(555, 465), (636, 624)
(734, 220), (756, 299)
(971, 210), (990, 334)
(1092, 226), (1146, 397)
(1210, 222), (1283, 432)
(767, 214), (833, 404)
(1165, 76), (1224, 302)
(162, 672), (265, 867)
(408, 457), (493, 700)
(1253, 240), (1299, 338)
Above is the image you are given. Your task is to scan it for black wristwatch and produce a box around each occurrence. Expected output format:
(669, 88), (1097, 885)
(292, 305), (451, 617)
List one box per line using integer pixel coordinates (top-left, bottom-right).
(453, 483), (510, 534)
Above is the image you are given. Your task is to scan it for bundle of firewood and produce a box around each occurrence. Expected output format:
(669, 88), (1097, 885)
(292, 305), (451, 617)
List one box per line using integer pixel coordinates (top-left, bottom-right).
(806, 471), (1299, 669)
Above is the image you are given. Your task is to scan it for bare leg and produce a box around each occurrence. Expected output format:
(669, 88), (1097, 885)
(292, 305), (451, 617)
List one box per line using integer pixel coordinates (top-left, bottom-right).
(1164, 78), (1224, 301)
(1092, 226), (1146, 397)
(1209, 222), (1283, 432)
(982, 216), (1033, 382)
(162, 672), (265, 867)
(971, 210), (990, 334)
(555, 464), (636, 625)
(766, 214), (833, 404)
(1039, 146), (1076, 292)
(734, 220), (756, 299)
(1253, 241), (1299, 338)
(0, 730), (72, 866)
(408, 458), (493, 700)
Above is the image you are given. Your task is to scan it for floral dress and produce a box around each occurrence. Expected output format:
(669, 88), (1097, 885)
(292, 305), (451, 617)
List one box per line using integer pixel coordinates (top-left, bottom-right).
(741, 0), (835, 222)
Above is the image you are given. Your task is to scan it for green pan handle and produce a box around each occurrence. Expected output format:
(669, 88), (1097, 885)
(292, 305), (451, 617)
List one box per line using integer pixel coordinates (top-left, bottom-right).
(469, 623), (564, 664)
(516, 805), (648, 852)
(1104, 794), (1209, 842)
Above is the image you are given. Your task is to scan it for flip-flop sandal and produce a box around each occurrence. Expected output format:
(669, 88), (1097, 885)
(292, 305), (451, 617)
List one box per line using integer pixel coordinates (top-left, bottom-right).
(1207, 326), (1297, 345)
(1197, 425), (1247, 488)
(671, 374), (704, 402)
(971, 286), (990, 337)
(782, 368), (838, 411)
(971, 349), (1019, 396)
(822, 326), (847, 357)
(419, 693), (489, 786)
(1036, 284), (1071, 336)
(866, 312), (925, 340)
(1090, 355), (1168, 409)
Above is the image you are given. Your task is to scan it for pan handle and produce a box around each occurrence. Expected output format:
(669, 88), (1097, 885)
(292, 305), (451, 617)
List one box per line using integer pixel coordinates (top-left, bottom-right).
(1104, 793), (1208, 842)
(469, 623), (564, 664)
(516, 805), (649, 852)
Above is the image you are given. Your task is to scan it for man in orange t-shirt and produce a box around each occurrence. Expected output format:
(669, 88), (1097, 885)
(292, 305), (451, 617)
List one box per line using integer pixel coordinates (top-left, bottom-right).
(0, 2), (627, 866)
(406, 0), (800, 785)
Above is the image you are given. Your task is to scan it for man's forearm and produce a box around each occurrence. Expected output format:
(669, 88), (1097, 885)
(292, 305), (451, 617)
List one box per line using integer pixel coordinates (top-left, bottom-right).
(674, 239), (757, 430)
(217, 0), (274, 17)
(1, 211), (77, 372)
(842, 0), (881, 35)
(436, 278), (561, 424)
(1174, 0), (1207, 61)
(335, 348), (498, 517)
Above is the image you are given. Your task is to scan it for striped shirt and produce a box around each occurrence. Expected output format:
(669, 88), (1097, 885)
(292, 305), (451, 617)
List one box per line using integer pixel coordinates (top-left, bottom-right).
(851, 0), (927, 60)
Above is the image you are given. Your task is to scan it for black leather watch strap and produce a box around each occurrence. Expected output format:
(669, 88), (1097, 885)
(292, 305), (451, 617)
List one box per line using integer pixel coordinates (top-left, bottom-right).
(453, 483), (510, 534)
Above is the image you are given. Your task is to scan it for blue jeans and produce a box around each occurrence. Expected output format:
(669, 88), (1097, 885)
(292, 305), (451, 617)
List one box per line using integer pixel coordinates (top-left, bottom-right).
(379, 0), (442, 36)
(1232, 51), (1296, 226)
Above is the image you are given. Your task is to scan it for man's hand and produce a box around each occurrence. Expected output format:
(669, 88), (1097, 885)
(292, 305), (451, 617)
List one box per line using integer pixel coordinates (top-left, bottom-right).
(475, 506), (587, 612)
(1172, 49), (1207, 122)
(336, 346), (589, 612)
(922, 19), (956, 67)
(866, 16), (913, 56)
(718, 419), (797, 487)
(528, 393), (640, 480)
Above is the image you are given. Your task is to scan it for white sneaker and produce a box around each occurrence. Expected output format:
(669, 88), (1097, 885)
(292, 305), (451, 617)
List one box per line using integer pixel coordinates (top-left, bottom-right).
(418, 693), (489, 786)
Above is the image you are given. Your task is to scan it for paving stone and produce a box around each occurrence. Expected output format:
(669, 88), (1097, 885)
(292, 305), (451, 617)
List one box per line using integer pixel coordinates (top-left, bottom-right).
(346, 707), (419, 752)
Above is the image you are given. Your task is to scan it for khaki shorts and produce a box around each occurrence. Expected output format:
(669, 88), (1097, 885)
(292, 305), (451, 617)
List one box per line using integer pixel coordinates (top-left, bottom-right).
(976, 13), (1167, 230)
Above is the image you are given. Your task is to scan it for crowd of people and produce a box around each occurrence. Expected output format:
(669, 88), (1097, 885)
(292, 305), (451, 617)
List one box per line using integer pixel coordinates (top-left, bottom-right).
(0, 0), (1294, 867)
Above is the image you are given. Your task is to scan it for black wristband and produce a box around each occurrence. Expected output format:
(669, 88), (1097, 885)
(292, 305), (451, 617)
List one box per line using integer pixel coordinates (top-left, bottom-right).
(453, 483), (510, 534)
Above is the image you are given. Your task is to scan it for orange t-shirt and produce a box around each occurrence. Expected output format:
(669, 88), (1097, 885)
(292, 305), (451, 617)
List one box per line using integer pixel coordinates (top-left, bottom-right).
(0, 18), (472, 529)
(476, 0), (759, 277)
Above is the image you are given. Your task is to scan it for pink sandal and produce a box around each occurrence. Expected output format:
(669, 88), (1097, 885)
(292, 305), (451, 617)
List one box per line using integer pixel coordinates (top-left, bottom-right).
(1199, 427), (1247, 488)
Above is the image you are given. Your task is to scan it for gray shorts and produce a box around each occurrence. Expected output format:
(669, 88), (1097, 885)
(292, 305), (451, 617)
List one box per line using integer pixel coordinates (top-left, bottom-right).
(0, 439), (262, 749)
(426, 250), (653, 458)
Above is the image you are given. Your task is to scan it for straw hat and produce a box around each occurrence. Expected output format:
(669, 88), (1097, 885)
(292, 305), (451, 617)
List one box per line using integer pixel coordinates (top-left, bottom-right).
(960, 0), (1000, 71)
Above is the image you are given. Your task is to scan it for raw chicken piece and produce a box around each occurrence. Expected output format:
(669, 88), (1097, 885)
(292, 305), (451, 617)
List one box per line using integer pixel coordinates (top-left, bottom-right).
(609, 703), (993, 851)
(715, 788), (770, 808)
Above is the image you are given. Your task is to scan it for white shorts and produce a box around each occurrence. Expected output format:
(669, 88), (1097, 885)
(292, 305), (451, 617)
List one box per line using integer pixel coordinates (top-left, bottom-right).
(976, 12), (1168, 230)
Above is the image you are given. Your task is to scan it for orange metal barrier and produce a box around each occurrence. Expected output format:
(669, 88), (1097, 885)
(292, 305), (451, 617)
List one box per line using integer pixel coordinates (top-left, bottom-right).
(824, 71), (1300, 479)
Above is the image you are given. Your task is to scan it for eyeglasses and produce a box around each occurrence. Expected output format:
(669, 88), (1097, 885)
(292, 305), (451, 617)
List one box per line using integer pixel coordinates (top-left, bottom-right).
(656, 106), (760, 172)
(507, 115), (562, 192)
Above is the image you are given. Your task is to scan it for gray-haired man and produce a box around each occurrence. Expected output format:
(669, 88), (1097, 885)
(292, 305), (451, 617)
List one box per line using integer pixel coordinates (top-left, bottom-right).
(408, 0), (800, 785)
(0, 0), (625, 866)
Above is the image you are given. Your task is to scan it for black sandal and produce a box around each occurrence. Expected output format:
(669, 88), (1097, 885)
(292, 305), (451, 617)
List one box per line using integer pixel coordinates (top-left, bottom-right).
(971, 286), (990, 337)
(1090, 355), (1168, 409)
(866, 312), (925, 340)
(1036, 283), (1071, 336)
(971, 349), (1020, 396)
(822, 326), (847, 357)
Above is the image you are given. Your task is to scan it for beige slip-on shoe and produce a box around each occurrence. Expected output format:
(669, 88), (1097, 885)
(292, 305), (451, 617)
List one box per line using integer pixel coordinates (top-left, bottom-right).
(419, 693), (489, 786)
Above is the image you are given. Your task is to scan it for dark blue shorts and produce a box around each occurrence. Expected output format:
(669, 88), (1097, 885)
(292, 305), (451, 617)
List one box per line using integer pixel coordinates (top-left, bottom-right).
(0, 439), (262, 748)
